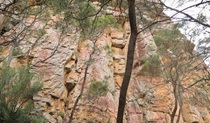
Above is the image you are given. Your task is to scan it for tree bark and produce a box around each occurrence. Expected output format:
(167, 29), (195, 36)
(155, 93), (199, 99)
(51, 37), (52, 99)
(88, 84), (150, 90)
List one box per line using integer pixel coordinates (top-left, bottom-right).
(117, 0), (137, 122)
(171, 82), (177, 123)
(176, 83), (183, 123)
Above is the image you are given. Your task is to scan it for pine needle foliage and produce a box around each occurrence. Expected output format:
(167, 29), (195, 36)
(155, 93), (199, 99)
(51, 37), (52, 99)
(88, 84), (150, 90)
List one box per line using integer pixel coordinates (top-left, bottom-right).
(88, 80), (108, 98)
(0, 65), (45, 123)
(153, 26), (182, 53)
(46, 0), (121, 39)
(46, 0), (70, 14)
(141, 54), (162, 77)
(12, 47), (23, 57)
(153, 25), (194, 56)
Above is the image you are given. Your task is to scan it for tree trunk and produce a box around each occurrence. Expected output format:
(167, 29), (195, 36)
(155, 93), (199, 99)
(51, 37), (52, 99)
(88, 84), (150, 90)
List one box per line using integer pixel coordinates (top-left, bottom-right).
(68, 41), (96, 123)
(117, 0), (137, 122)
(171, 82), (177, 123)
(176, 83), (183, 123)
(7, 44), (14, 67)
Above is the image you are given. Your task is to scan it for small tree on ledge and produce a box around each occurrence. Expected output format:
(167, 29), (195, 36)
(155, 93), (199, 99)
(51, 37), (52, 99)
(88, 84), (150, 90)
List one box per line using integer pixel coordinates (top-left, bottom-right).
(0, 64), (45, 123)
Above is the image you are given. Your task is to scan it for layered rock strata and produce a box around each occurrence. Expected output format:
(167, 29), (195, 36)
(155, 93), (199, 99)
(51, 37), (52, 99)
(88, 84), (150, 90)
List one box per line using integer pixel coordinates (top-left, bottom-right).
(0, 1), (210, 123)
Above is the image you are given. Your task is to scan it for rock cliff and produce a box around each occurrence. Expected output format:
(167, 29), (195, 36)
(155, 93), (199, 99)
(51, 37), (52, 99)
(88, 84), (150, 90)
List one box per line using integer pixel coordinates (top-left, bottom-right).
(0, 1), (210, 123)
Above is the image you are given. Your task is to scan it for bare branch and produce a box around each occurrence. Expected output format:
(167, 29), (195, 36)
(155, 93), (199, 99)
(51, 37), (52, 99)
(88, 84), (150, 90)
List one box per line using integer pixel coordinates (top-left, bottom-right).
(160, 0), (210, 27)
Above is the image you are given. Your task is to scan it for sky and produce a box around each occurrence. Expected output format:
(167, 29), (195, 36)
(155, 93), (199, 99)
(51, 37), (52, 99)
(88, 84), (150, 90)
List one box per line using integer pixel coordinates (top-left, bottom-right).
(162, 0), (210, 42)
(162, 0), (210, 64)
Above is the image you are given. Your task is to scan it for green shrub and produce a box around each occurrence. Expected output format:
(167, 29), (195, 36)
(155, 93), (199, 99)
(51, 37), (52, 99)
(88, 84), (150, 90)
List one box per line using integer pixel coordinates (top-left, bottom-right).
(0, 46), (3, 53)
(88, 80), (108, 97)
(36, 29), (47, 37)
(153, 25), (194, 56)
(153, 27), (182, 49)
(140, 54), (162, 77)
(147, 43), (155, 52)
(0, 65), (45, 123)
(103, 44), (114, 56)
(46, 0), (121, 39)
(12, 47), (23, 57)
(46, 0), (69, 14)
(94, 15), (121, 29)
(57, 111), (64, 118)
(88, 120), (95, 123)
(153, 28), (179, 56)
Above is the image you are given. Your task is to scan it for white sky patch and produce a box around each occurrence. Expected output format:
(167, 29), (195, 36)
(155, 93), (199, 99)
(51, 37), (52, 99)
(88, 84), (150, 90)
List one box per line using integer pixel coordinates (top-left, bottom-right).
(163, 0), (210, 43)
(162, 0), (210, 65)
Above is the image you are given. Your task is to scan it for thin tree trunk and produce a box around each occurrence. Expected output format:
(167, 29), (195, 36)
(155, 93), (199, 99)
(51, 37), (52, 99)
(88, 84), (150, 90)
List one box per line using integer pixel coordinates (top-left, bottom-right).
(176, 84), (183, 123)
(7, 35), (20, 67)
(117, 0), (137, 122)
(171, 82), (177, 123)
(68, 41), (96, 123)
(7, 44), (14, 67)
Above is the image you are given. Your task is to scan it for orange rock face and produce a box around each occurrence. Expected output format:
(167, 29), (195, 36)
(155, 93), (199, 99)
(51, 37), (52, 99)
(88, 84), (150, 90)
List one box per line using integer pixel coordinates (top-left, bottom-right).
(0, 1), (209, 123)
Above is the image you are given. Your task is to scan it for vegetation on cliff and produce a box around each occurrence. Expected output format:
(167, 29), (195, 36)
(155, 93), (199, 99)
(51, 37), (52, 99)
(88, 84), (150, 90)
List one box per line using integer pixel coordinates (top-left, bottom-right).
(0, 65), (45, 123)
(0, 0), (210, 123)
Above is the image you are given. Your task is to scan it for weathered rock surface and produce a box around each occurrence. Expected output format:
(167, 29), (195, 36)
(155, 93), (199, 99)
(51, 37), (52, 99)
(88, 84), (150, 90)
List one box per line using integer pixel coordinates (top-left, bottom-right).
(0, 1), (209, 123)
(182, 104), (204, 123)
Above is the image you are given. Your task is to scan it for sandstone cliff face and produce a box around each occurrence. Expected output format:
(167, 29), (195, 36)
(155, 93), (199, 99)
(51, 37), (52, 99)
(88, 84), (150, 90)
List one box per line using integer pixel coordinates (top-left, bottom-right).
(0, 1), (210, 123)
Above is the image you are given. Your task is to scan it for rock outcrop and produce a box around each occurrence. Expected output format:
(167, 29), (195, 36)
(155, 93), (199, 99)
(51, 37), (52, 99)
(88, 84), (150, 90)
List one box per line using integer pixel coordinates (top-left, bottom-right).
(0, 0), (210, 123)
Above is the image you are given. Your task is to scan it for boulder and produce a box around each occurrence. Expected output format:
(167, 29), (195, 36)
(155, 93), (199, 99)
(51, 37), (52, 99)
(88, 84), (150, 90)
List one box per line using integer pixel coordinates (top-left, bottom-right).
(182, 104), (204, 123)
(112, 39), (126, 48)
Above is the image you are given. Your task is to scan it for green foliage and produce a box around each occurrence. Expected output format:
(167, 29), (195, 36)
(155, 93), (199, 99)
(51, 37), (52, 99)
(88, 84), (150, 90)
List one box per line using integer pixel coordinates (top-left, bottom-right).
(76, 1), (96, 19)
(57, 112), (64, 118)
(88, 120), (95, 123)
(0, 65), (45, 123)
(52, 1), (121, 38)
(147, 43), (155, 52)
(188, 84), (210, 109)
(197, 13), (207, 23)
(63, 1), (97, 37)
(153, 26), (182, 50)
(88, 79), (108, 97)
(12, 0), (28, 12)
(0, 46), (3, 53)
(104, 44), (114, 55)
(107, 118), (112, 123)
(30, 111), (47, 123)
(104, 44), (111, 51)
(70, 2), (120, 35)
(64, 1), (96, 23)
(12, 47), (23, 56)
(83, 14), (121, 38)
(141, 54), (162, 76)
(46, 0), (69, 14)
(153, 25), (194, 56)
(36, 29), (47, 37)
(94, 15), (121, 29)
